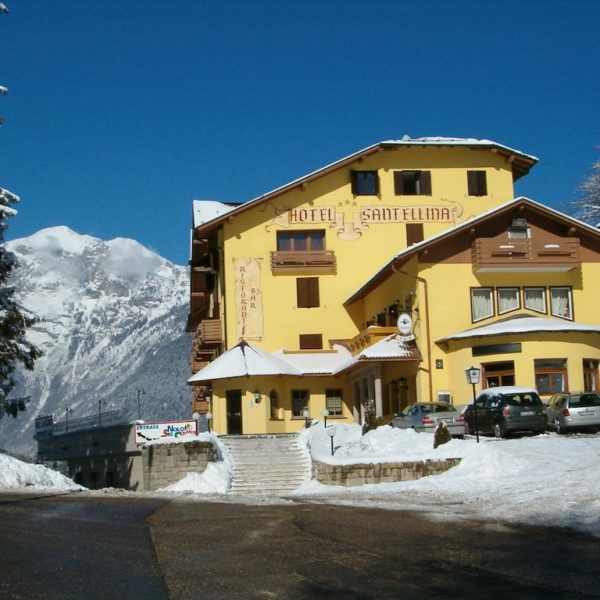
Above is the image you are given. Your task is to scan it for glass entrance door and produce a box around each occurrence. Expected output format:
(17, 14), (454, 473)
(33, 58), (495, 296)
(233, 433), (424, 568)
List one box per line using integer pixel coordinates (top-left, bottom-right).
(226, 389), (242, 435)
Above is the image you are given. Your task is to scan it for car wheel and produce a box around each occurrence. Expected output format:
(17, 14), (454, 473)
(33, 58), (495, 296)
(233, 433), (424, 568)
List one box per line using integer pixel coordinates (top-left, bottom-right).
(465, 420), (472, 435)
(555, 419), (564, 435)
(494, 421), (506, 439)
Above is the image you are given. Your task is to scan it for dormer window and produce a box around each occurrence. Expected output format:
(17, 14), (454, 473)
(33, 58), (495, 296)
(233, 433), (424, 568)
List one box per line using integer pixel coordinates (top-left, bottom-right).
(351, 171), (379, 195)
(508, 218), (530, 239)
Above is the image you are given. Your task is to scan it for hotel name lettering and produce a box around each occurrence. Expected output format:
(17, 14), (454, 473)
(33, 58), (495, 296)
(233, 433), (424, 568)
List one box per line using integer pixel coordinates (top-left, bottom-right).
(284, 205), (455, 225)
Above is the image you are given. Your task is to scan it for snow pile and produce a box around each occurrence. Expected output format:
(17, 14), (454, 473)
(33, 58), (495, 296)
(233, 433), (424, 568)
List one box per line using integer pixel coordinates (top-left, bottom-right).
(0, 453), (83, 491)
(296, 423), (600, 536)
(152, 433), (233, 494)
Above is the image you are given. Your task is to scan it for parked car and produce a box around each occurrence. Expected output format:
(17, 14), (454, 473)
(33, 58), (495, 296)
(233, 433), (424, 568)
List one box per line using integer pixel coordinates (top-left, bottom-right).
(463, 386), (547, 438)
(390, 402), (465, 437)
(544, 392), (600, 434)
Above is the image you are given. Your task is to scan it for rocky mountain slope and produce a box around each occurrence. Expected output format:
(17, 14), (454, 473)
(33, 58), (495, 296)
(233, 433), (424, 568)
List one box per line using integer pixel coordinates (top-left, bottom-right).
(0, 226), (192, 457)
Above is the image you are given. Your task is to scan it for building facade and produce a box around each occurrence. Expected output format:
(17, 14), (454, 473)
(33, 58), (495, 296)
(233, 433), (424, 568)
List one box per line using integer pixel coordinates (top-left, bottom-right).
(187, 137), (600, 435)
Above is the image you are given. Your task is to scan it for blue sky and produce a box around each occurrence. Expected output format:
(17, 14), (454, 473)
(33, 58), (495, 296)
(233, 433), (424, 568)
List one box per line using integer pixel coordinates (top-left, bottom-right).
(2, 0), (599, 265)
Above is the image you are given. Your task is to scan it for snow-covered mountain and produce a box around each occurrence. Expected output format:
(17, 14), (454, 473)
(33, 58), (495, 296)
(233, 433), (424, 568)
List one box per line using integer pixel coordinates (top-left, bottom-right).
(0, 226), (192, 457)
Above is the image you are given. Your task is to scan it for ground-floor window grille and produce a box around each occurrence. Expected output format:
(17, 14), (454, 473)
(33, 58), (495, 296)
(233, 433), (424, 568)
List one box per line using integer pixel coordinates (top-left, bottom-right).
(325, 389), (343, 415)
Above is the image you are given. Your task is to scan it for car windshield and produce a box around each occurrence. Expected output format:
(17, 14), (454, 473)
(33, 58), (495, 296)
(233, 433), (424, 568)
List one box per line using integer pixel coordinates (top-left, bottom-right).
(418, 403), (455, 414)
(569, 393), (600, 408)
(500, 392), (542, 407)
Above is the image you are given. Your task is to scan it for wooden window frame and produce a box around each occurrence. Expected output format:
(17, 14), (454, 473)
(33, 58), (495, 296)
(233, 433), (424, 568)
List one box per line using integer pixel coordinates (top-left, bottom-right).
(325, 389), (343, 416)
(583, 359), (599, 392)
(394, 170), (432, 196)
(299, 333), (323, 350)
(549, 286), (574, 321)
(351, 170), (379, 196)
(470, 287), (495, 323)
(296, 277), (320, 308)
(276, 230), (325, 252)
(524, 287), (547, 314)
(497, 287), (521, 315)
(467, 170), (488, 196)
(291, 389), (309, 418)
(482, 361), (515, 389)
(535, 358), (568, 395)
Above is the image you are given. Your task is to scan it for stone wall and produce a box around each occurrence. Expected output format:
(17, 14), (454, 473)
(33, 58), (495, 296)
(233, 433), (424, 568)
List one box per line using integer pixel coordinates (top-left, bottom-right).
(142, 441), (217, 491)
(312, 458), (461, 486)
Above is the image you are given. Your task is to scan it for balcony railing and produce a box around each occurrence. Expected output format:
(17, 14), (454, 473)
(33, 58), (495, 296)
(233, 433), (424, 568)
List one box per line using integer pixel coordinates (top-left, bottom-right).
(197, 318), (223, 345)
(270, 250), (336, 273)
(472, 238), (580, 272)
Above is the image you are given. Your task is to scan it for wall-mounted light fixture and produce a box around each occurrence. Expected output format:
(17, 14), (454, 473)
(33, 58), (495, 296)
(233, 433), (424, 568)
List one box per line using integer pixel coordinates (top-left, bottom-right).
(253, 390), (261, 403)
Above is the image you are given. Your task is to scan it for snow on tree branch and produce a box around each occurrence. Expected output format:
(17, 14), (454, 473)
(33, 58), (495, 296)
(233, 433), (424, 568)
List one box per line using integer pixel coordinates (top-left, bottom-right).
(570, 149), (600, 227)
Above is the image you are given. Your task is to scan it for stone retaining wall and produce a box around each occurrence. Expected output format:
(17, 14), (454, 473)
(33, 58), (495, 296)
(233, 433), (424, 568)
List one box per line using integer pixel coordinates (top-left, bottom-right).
(312, 458), (461, 486)
(142, 441), (217, 491)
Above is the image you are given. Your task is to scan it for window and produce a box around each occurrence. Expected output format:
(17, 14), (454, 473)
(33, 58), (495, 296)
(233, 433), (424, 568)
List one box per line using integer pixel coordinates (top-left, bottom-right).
(583, 359), (599, 392)
(394, 170), (432, 195)
(325, 389), (343, 416)
(483, 362), (515, 388)
(535, 359), (568, 394)
(299, 334), (323, 349)
(497, 288), (520, 314)
(351, 170), (379, 195)
(276, 230), (325, 252)
(508, 218), (530, 239)
(406, 223), (424, 246)
(292, 389), (309, 417)
(550, 287), (572, 320)
(524, 287), (547, 314)
(467, 171), (487, 196)
(471, 288), (494, 322)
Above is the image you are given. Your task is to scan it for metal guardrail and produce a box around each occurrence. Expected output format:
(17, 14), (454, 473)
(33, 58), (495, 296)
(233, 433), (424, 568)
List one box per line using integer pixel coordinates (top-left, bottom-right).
(49, 408), (133, 436)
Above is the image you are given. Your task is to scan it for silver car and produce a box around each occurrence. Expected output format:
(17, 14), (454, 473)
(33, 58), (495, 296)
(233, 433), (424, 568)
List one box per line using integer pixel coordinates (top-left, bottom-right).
(545, 392), (600, 434)
(391, 402), (465, 437)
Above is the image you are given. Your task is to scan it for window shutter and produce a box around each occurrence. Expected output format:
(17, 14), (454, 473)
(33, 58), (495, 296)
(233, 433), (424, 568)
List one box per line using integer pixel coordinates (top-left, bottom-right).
(297, 278), (319, 308)
(467, 171), (477, 196)
(299, 334), (323, 349)
(350, 171), (358, 195)
(478, 171), (487, 196)
(406, 223), (424, 246)
(420, 171), (432, 195)
(373, 173), (380, 195)
(394, 171), (404, 195)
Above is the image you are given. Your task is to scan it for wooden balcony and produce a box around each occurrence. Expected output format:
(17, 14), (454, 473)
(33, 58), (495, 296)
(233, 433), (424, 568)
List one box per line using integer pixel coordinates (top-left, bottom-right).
(335, 326), (398, 356)
(270, 250), (336, 273)
(472, 238), (580, 272)
(197, 318), (223, 345)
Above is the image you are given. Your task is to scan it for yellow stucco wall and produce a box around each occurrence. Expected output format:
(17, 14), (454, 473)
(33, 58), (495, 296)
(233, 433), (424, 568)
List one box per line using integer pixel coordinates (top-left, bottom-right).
(220, 146), (516, 351)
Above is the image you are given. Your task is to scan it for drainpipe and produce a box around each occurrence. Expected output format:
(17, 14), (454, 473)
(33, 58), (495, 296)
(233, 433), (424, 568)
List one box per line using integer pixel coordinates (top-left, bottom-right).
(391, 264), (433, 403)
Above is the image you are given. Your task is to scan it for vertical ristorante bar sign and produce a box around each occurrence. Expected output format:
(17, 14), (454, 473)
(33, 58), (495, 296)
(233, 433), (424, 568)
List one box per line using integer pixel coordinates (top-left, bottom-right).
(234, 257), (264, 341)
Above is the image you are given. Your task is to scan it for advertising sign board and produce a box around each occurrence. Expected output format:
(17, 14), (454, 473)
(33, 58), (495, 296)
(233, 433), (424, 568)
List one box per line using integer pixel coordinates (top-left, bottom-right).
(34, 415), (54, 440)
(135, 420), (197, 444)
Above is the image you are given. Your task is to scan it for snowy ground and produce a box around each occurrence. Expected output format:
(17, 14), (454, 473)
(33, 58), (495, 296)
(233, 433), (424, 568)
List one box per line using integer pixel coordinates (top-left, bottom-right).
(2, 425), (600, 536)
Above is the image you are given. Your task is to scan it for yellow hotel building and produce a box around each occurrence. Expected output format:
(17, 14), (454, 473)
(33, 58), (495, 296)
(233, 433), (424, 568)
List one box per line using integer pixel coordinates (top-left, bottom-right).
(186, 137), (600, 435)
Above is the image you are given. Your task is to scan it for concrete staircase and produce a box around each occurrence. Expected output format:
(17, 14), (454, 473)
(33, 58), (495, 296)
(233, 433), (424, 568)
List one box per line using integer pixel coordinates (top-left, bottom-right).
(222, 434), (312, 495)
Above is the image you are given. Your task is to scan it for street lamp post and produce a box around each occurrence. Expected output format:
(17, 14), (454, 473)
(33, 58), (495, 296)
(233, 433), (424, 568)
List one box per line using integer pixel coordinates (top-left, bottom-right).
(206, 411), (213, 434)
(98, 399), (106, 427)
(322, 409), (329, 428)
(302, 409), (310, 429)
(327, 425), (336, 456)
(65, 407), (73, 433)
(192, 412), (201, 435)
(136, 388), (146, 420)
(465, 366), (481, 443)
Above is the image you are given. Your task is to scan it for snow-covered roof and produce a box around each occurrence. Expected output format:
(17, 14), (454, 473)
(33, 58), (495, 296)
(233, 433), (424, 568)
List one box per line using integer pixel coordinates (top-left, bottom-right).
(272, 345), (352, 375)
(188, 341), (301, 382)
(437, 316), (600, 343)
(345, 197), (600, 306)
(192, 200), (239, 228)
(358, 334), (421, 360)
(193, 137), (537, 234)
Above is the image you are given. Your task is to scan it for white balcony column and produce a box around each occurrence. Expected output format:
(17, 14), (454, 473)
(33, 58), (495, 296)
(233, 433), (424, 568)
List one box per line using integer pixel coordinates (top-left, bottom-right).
(374, 370), (383, 417)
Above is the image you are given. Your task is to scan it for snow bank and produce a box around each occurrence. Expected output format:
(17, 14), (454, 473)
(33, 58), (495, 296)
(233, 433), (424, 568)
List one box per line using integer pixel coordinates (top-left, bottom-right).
(296, 423), (600, 536)
(0, 453), (83, 492)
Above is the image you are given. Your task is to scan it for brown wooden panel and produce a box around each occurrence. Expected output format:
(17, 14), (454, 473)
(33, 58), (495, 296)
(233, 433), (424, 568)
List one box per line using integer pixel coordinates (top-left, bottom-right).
(299, 334), (323, 349)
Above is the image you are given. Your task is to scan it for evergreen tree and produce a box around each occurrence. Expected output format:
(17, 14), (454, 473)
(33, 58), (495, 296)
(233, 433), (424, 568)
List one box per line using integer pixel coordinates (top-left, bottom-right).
(571, 150), (600, 226)
(0, 188), (42, 417)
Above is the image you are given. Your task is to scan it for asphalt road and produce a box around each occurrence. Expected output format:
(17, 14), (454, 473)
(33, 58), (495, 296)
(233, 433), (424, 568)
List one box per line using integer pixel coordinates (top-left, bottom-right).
(1, 492), (599, 599)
